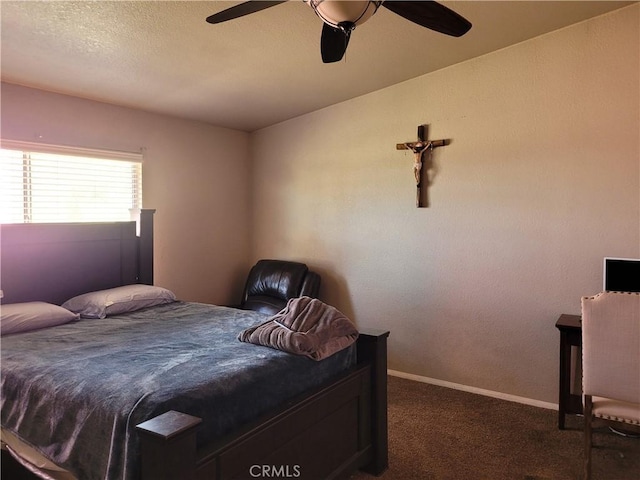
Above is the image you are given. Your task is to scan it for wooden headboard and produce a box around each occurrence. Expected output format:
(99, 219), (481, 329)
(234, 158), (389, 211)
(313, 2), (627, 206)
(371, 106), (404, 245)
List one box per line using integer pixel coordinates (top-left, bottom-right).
(0, 209), (155, 305)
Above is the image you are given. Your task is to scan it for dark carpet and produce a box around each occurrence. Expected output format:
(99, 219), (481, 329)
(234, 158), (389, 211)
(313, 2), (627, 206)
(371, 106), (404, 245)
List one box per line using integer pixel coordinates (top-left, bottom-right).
(351, 375), (639, 480)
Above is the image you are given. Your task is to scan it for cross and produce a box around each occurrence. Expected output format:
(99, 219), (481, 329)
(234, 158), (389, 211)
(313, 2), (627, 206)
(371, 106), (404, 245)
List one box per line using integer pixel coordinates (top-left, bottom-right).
(396, 125), (449, 207)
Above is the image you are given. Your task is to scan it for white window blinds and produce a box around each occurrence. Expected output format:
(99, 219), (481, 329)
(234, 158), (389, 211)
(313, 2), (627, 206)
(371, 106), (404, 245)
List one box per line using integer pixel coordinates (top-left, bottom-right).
(0, 141), (142, 224)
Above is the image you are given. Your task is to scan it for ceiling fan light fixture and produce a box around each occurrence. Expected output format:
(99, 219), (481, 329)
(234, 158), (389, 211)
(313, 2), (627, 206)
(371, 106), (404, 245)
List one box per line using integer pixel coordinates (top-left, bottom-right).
(305, 0), (381, 29)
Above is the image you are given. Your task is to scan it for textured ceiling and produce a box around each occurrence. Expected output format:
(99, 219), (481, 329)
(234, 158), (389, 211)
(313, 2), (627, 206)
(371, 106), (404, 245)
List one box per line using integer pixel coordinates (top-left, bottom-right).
(1, 1), (634, 132)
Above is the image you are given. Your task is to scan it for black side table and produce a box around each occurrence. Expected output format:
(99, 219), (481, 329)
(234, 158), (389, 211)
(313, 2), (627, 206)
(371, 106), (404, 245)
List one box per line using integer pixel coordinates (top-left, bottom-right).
(555, 314), (583, 429)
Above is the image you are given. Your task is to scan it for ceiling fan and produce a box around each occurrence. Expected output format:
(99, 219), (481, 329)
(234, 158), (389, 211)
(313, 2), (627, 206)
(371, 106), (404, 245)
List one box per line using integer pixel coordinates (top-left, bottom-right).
(206, 1), (472, 63)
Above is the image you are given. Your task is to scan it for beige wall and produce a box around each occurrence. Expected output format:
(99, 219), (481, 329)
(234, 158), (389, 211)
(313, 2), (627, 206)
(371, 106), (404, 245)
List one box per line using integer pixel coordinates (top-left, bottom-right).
(250, 6), (640, 404)
(1, 82), (252, 304)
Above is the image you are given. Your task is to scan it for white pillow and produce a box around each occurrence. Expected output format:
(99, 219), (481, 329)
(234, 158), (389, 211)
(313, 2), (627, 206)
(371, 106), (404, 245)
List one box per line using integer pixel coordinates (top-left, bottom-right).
(62, 284), (177, 319)
(1, 302), (79, 335)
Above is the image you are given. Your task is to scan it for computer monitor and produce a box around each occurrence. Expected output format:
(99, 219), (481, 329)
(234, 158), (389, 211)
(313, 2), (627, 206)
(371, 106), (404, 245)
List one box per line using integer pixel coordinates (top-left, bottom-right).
(603, 257), (640, 292)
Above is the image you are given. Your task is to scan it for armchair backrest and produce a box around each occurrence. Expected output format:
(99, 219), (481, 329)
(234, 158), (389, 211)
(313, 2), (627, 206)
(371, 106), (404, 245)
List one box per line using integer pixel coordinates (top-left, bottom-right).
(581, 291), (640, 404)
(240, 259), (321, 315)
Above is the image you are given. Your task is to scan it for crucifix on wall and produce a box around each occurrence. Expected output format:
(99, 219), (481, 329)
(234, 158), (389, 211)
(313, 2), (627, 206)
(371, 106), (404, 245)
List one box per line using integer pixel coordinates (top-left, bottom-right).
(396, 124), (449, 208)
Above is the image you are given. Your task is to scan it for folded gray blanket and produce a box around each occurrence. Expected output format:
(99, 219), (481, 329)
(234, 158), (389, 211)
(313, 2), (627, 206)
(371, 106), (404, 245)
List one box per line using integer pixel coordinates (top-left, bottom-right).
(238, 297), (359, 361)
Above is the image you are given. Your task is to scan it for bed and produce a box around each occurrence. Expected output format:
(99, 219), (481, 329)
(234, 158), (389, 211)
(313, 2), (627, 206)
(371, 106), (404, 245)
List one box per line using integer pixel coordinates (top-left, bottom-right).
(0, 210), (389, 480)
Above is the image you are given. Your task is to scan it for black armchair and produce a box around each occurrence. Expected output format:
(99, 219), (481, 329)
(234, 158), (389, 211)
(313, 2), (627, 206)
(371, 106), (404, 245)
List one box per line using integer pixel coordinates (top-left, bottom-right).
(239, 259), (321, 315)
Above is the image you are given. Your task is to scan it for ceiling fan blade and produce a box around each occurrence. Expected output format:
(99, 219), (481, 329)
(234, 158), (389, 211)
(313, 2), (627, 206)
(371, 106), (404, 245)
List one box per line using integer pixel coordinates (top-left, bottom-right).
(321, 22), (352, 63)
(382, 1), (471, 37)
(206, 1), (288, 24)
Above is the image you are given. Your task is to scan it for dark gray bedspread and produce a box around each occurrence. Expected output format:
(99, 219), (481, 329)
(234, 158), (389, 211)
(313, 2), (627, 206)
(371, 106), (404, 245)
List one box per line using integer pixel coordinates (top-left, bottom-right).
(1, 302), (356, 480)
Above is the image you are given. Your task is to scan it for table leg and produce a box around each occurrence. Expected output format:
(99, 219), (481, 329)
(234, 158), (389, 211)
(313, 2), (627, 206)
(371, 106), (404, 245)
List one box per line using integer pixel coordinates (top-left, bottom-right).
(558, 331), (570, 429)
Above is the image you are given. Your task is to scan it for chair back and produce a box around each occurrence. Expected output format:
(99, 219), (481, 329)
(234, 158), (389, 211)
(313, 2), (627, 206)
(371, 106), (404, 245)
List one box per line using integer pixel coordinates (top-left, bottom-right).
(581, 291), (640, 404)
(240, 259), (321, 315)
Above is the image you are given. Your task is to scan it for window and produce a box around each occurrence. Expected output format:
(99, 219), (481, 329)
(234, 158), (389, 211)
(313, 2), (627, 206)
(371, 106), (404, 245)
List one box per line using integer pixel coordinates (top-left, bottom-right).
(1, 141), (142, 223)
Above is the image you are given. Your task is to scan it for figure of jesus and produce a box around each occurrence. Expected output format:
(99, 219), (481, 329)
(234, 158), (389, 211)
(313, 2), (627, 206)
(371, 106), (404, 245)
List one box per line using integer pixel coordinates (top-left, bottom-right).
(404, 141), (432, 186)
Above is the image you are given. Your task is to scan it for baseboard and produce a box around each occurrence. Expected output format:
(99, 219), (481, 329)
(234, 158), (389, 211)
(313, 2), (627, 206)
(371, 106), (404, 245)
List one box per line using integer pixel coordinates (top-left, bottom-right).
(387, 369), (558, 411)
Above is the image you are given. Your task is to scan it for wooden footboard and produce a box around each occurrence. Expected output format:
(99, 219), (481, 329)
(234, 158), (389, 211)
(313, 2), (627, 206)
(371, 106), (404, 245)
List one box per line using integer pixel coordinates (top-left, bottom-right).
(136, 329), (389, 480)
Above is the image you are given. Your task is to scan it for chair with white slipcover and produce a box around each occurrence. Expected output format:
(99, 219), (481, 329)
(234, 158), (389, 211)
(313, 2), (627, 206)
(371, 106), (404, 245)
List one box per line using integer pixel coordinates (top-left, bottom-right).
(581, 291), (640, 480)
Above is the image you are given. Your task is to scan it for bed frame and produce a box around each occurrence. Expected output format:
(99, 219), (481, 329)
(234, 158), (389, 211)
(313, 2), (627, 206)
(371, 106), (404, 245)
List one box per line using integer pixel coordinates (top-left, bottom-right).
(0, 210), (389, 480)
